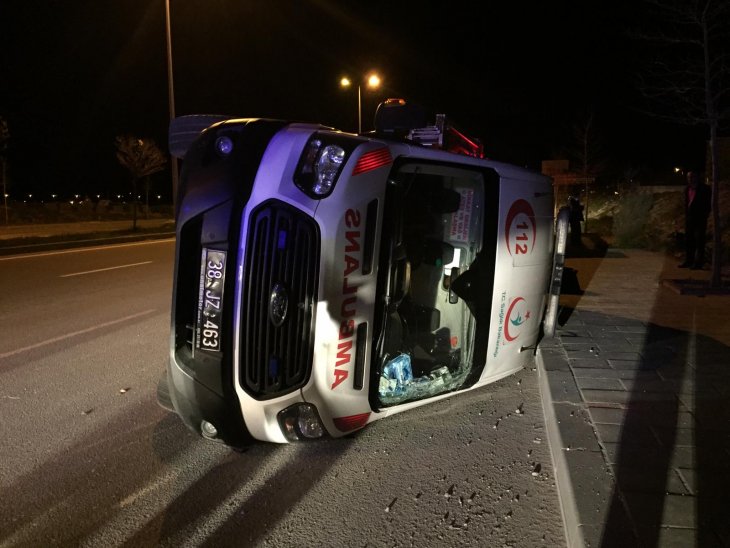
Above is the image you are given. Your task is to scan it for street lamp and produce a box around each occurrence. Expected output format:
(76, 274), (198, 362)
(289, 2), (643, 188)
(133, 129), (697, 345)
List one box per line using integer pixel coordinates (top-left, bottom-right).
(165, 0), (178, 213)
(340, 72), (381, 134)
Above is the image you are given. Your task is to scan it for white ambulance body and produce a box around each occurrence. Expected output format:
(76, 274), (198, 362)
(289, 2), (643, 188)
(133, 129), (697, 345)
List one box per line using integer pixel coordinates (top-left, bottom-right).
(162, 104), (555, 445)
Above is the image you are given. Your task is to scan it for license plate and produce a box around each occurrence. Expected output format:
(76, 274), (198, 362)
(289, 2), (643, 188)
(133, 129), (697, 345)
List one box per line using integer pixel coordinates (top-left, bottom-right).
(195, 248), (226, 353)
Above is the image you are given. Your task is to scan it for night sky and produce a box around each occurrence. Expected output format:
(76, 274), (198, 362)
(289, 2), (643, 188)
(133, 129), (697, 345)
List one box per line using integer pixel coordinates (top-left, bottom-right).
(0, 1), (708, 201)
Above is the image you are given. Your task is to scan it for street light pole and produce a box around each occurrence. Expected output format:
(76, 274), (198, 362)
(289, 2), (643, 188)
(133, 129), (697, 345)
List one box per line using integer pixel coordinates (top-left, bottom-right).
(165, 0), (179, 215)
(357, 84), (362, 134)
(340, 73), (380, 135)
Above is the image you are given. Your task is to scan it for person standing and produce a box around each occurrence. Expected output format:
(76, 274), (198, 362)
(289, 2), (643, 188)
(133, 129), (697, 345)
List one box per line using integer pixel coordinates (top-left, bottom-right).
(679, 171), (712, 269)
(568, 195), (584, 246)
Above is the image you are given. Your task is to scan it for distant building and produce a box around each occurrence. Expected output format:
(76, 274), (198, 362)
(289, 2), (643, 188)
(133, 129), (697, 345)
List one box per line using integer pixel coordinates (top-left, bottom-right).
(541, 159), (595, 190)
(542, 160), (596, 224)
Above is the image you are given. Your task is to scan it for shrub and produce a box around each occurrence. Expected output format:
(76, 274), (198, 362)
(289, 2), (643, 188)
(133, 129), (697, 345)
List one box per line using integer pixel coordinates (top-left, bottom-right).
(613, 192), (654, 248)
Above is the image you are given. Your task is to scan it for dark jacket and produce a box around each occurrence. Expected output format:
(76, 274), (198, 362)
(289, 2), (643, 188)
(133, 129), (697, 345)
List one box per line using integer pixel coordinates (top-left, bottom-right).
(686, 183), (711, 224)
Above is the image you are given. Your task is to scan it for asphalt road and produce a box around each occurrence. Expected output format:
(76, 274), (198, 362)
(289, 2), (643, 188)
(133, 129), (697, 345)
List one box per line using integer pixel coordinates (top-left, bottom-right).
(0, 240), (565, 547)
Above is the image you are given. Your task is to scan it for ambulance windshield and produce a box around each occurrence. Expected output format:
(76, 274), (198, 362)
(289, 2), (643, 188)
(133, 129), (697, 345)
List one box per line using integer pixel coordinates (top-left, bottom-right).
(374, 162), (490, 407)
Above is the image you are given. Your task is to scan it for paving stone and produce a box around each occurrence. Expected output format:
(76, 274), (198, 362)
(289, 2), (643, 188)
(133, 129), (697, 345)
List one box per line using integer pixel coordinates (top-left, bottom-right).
(537, 337), (562, 349)
(561, 449), (616, 525)
(575, 311), (613, 322)
(641, 356), (683, 369)
(583, 319), (623, 328)
(594, 423), (658, 446)
(554, 403), (601, 451)
(555, 335), (595, 344)
(582, 388), (677, 405)
(540, 348), (571, 371)
(587, 328), (623, 337)
(588, 334), (633, 344)
(602, 442), (677, 467)
(677, 391), (725, 411)
(569, 357), (612, 369)
(669, 446), (695, 468)
(616, 325), (649, 334)
(579, 510), (639, 547)
(652, 527), (699, 548)
(677, 467), (697, 495)
(677, 382), (723, 395)
(573, 367), (621, 379)
(657, 366), (694, 380)
(689, 349), (730, 364)
(614, 466), (690, 495)
(576, 377), (624, 391)
(693, 411), (730, 431)
(622, 493), (697, 531)
(588, 406), (627, 425)
(565, 349), (604, 359)
(590, 343), (634, 354)
(603, 351), (643, 361)
(697, 496), (730, 545)
(563, 342), (598, 350)
(613, 369), (662, 380)
(626, 389), (678, 402)
(694, 363), (730, 378)
(660, 494), (697, 528)
(643, 357), (684, 370)
(649, 426), (697, 448)
(581, 389), (632, 405)
(547, 370), (582, 403)
(590, 405), (697, 430)
(620, 378), (680, 393)
(645, 411), (696, 429)
(538, 345), (567, 358)
(608, 359), (650, 370)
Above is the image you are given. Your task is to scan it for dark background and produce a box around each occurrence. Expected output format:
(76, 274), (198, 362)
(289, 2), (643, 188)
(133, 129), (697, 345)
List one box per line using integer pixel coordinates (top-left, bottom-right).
(0, 1), (708, 202)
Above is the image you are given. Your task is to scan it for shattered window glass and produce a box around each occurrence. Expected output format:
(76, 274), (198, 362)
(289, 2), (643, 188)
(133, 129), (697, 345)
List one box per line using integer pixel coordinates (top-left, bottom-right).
(374, 162), (486, 406)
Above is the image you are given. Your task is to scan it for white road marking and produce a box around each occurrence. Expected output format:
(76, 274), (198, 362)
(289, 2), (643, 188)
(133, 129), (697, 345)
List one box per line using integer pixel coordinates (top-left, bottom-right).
(60, 261), (153, 278)
(0, 238), (175, 261)
(0, 309), (157, 360)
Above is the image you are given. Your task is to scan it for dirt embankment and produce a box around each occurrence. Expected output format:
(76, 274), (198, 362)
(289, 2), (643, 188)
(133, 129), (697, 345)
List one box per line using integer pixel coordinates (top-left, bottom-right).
(586, 184), (730, 261)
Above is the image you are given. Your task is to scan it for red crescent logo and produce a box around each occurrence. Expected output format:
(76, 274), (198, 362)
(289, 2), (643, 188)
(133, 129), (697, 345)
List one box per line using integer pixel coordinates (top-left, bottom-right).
(505, 199), (536, 256)
(504, 297), (526, 342)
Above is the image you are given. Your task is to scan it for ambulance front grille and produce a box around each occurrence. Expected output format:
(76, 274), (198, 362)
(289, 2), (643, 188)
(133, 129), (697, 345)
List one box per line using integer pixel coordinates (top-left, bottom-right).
(240, 200), (320, 399)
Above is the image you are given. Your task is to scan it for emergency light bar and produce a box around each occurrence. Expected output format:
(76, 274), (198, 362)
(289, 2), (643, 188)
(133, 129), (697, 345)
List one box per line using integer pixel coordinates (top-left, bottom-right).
(374, 99), (484, 159)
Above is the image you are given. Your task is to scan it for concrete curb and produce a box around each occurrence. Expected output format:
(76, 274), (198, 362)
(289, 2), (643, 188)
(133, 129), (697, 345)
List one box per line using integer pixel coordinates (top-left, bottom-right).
(536, 346), (585, 548)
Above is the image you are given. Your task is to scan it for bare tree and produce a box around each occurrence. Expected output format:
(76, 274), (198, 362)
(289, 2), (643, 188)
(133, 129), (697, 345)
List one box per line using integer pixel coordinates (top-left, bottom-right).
(115, 135), (167, 230)
(635, 0), (730, 287)
(562, 110), (607, 231)
(0, 116), (9, 225)
(567, 110), (607, 179)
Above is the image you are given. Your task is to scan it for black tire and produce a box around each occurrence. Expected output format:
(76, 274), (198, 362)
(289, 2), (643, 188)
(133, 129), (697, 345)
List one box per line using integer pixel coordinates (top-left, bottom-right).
(168, 114), (228, 159)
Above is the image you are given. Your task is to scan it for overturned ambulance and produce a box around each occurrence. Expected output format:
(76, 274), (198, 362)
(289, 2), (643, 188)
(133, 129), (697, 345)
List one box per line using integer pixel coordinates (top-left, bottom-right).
(160, 100), (560, 445)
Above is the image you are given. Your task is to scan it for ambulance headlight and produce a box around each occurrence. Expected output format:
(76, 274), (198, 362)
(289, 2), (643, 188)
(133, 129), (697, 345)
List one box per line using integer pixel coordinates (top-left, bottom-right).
(294, 134), (358, 199)
(277, 403), (326, 441)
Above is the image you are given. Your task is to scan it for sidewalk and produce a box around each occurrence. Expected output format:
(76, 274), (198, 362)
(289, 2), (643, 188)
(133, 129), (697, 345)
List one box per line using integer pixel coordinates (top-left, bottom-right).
(538, 249), (730, 547)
